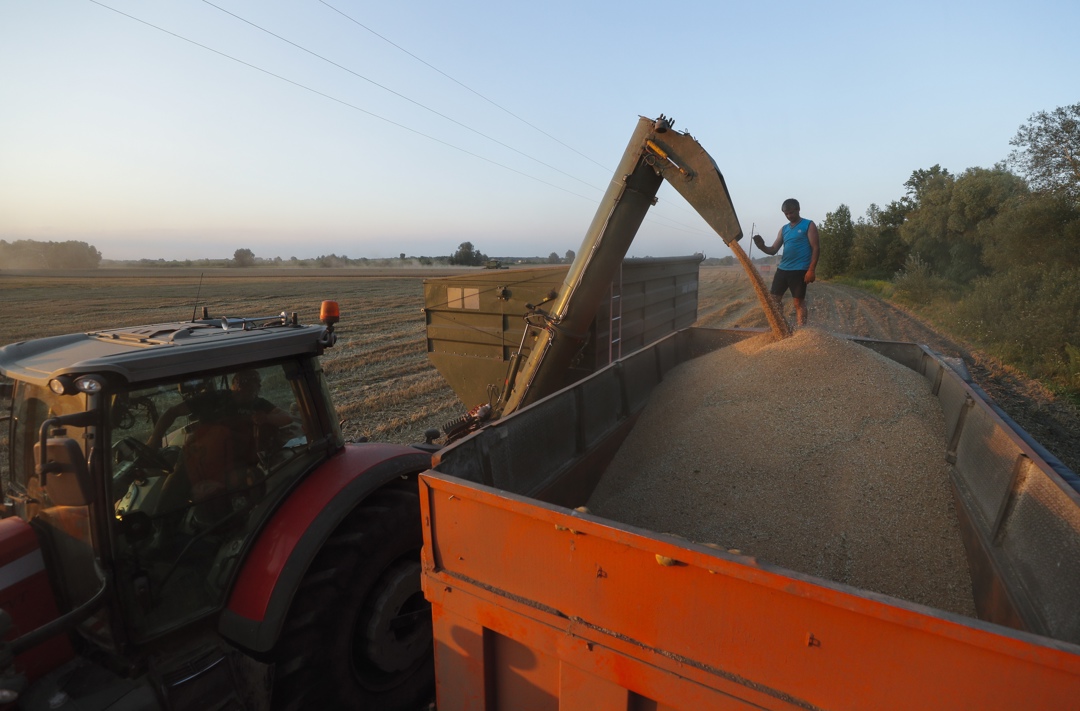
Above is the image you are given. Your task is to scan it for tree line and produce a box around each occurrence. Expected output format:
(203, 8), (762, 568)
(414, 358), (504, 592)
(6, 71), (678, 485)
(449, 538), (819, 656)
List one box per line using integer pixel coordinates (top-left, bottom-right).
(225, 244), (579, 268)
(815, 102), (1080, 398)
(0, 239), (102, 269)
(0, 241), (580, 270)
(445, 241), (577, 266)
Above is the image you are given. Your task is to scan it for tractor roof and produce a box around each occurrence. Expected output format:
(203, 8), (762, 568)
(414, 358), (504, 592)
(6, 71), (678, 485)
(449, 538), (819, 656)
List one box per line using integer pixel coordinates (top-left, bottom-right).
(0, 317), (332, 388)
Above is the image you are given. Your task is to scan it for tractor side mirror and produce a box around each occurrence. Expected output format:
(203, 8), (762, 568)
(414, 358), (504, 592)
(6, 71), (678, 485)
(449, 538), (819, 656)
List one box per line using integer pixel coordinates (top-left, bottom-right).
(34, 436), (92, 507)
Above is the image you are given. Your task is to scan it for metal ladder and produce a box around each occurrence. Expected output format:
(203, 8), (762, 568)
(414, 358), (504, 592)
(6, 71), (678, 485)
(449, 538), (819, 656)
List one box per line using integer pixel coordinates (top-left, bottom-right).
(608, 262), (623, 364)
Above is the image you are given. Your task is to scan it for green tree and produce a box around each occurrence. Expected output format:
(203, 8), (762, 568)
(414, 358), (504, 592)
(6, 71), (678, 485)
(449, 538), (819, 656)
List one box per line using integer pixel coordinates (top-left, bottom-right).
(900, 165), (1026, 284)
(449, 242), (485, 266)
(564, 249), (576, 263)
(948, 165), (1026, 233)
(547, 252), (560, 264)
(949, 264), (1080, 386)
(897, 166), (953, 278)
(817, 204), (855, 278)
(848, 202), (909, 279)
(232, 248), (256, 267)
(904, 165), (952, 203)
(892, 254), (955, 305)
(979, 192), (1080, 272)
(1008, 102), (1080, 199)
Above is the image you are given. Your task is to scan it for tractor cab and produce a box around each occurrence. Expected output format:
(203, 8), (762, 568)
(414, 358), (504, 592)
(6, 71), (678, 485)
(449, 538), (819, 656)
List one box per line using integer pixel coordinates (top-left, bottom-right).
(0, 307), (344, 665)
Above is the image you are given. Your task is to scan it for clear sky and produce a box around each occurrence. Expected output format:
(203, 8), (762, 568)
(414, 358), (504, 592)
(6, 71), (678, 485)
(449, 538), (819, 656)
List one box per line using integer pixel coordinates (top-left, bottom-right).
(1, 1), (1077, 262)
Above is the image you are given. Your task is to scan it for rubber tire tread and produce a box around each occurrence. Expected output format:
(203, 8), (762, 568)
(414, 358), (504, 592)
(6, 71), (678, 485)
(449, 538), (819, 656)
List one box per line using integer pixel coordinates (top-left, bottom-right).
(270, 479), (433, 710)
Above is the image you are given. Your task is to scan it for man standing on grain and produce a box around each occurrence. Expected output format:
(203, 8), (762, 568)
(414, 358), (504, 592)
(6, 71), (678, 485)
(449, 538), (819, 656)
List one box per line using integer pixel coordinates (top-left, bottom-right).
(753, 198), (820, 328)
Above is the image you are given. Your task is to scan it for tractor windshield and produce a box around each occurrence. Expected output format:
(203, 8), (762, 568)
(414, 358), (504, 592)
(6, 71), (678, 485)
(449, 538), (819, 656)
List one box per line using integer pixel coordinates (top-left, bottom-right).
(109, 360), (329, 641)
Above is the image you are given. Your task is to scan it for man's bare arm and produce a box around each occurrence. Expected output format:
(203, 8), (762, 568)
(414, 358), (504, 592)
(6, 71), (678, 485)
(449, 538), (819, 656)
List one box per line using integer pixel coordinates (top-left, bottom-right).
(753, 230), (784, 256)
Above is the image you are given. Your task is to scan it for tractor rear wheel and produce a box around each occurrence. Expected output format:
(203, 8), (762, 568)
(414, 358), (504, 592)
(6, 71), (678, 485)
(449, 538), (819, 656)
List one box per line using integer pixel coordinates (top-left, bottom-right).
(271, 480), (433, 710)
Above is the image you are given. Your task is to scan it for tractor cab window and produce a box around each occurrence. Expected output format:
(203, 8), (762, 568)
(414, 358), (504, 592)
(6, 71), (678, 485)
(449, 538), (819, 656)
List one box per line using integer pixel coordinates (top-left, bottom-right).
(109, 361), (324, 641)
(3, 381), (101, 618)
(7, 382), (90, 499)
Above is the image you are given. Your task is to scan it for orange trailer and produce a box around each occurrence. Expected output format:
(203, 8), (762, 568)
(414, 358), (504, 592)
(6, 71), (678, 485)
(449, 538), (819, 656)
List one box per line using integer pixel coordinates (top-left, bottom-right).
(420, 326), (1080, 709)
(420, 473), (1080, 710)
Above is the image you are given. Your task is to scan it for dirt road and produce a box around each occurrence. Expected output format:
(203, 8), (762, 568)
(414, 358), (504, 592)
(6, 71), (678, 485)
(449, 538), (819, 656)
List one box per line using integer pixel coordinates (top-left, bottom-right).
(698, 269), (968, 349)
(696, 267), (1080, 475)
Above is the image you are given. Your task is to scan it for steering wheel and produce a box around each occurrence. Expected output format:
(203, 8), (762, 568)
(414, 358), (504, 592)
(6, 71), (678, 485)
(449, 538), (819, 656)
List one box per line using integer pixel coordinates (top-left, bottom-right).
(111, 396), (160, 431)
(113, 436), (172, 472)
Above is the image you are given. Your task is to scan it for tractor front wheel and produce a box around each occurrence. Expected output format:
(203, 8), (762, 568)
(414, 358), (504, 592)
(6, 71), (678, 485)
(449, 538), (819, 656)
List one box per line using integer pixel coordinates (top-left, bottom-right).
(271, 480), (433, 710)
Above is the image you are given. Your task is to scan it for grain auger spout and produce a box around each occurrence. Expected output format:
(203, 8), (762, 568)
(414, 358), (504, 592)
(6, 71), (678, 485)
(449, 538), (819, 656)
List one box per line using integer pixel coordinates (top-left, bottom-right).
(493, 115), (789, 420)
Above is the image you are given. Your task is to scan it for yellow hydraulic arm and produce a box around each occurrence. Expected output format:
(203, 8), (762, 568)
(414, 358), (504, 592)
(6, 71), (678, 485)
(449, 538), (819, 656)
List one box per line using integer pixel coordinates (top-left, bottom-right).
(495, 115), (788, 419)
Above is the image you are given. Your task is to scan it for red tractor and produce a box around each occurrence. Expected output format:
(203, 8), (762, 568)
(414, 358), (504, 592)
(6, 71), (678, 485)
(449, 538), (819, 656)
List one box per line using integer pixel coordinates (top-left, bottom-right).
(0, 303), (436, 710)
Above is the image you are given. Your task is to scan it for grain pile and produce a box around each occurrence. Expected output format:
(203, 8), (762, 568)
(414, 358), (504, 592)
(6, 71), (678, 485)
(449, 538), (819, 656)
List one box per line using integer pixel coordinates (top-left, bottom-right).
(587, 327), (976, 617)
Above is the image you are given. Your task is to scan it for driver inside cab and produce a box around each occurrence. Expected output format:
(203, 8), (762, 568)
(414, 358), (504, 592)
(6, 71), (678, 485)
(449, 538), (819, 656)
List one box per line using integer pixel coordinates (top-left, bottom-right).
(151, 369), (292, 507)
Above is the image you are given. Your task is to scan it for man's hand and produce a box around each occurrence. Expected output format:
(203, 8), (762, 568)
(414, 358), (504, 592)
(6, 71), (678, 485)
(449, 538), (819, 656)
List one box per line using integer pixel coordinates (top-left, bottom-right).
(804, 268), (816, 284)
(752, 234), (766, 250)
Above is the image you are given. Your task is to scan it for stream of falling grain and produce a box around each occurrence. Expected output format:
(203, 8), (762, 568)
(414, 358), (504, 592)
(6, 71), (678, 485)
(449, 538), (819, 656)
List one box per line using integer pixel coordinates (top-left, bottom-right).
(730, 240), (791, 338)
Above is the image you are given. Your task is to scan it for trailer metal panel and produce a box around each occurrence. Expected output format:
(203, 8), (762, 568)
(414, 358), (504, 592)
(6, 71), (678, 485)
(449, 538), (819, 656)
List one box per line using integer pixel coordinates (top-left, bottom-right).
(419, 473), (1080, 710)
(424, 257), (701, 407)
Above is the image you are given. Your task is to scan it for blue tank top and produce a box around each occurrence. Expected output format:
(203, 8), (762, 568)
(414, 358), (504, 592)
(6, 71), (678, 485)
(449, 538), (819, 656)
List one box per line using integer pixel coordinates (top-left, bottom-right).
(778, 218), (813, 270)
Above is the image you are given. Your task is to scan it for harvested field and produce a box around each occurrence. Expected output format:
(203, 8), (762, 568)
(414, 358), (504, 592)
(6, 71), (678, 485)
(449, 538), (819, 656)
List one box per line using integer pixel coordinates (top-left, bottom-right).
(587, 328), (977, 616)
(0, 268), (471, 445)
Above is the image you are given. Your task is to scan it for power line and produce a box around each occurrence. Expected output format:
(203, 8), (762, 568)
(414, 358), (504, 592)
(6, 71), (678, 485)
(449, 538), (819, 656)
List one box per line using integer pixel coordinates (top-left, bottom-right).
(310, 4), (738, 240)
(87, 1), (716, 241)
(202, 0), (602, 193)
(643, 206), (717, 234)
(313, 3), (716, 235)
(86, 0), (595, 201)
(318, 0), (611, 173)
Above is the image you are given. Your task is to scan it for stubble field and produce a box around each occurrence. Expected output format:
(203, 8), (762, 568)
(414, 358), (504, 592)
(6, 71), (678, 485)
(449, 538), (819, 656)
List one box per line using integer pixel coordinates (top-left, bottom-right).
(1, 266), (1077, 473)
(0, 267), (468, 446)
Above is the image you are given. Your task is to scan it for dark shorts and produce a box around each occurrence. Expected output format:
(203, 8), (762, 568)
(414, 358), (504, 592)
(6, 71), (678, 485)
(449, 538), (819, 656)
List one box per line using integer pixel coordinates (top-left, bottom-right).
(771, 268), (808, 300)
